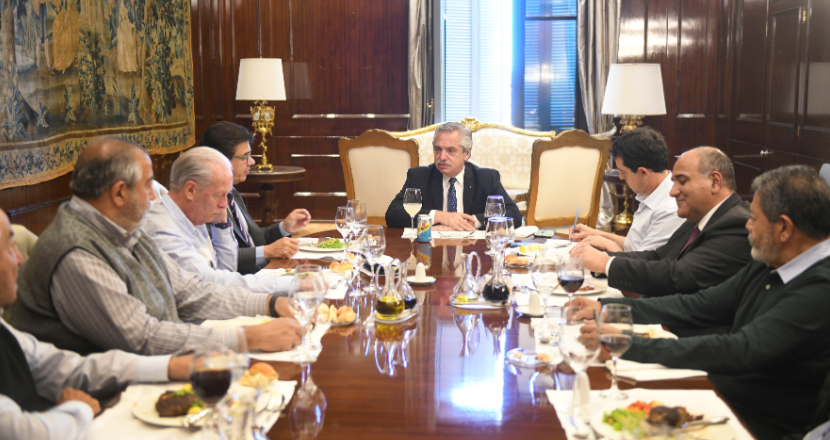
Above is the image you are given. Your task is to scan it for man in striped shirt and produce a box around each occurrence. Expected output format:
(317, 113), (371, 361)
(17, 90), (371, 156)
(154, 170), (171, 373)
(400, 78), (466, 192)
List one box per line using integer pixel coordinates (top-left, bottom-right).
(12, 138), (303, 355)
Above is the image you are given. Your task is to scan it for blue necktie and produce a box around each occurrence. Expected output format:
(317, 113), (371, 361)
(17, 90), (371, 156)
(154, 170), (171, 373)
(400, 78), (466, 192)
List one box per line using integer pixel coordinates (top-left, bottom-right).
(447, 177), (458, 213)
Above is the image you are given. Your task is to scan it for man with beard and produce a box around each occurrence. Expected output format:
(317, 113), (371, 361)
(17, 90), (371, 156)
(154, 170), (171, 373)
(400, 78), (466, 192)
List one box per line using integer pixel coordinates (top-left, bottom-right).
(385, 121), (522, 230)
(12, 138), (303, 356)
(569, 165), (830, 439)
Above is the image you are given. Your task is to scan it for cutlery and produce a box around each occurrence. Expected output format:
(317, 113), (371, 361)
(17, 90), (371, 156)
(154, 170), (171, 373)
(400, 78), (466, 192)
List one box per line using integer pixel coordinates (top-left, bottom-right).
(570, 208), (580, 242)
(680, 416), (729, 429)
(567, 416), (589, 439)
(181, 407), (210, 428)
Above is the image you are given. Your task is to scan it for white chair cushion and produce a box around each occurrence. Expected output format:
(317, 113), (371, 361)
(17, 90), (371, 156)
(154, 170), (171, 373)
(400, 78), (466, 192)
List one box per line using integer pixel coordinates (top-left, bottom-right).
(348, 146), (412, 218)
(533, 146), (601, 222)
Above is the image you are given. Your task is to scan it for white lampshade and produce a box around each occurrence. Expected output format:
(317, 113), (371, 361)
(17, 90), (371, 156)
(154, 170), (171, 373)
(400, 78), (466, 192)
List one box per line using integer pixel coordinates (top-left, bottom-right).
(601, 64), (666, 116)
(235, 58), (286, 101)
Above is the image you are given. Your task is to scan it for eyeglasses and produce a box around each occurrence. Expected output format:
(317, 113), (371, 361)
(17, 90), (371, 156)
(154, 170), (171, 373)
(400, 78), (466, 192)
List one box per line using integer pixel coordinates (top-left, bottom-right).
(231, 152), (252, 161)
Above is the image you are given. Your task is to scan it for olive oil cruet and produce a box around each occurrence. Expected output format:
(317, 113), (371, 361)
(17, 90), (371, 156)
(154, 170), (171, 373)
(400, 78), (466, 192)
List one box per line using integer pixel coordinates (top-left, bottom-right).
(375, 258), (405, 320)
(451, 251), (481, 303)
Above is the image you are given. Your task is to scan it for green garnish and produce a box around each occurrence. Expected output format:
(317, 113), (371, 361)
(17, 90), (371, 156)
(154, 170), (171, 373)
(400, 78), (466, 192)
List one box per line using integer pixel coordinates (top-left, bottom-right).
(602, 408), (646, 432)
(318, 238), (344, 249)
(192, 400), (204, 408)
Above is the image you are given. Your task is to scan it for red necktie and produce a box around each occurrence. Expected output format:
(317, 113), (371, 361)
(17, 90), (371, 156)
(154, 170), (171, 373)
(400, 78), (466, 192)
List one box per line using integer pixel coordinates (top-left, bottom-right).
(675, 227), (700, 261)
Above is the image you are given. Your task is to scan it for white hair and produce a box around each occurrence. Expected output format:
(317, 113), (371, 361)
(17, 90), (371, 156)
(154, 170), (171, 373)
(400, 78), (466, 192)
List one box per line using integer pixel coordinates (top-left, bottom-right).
(434, 121), (473, 153)
(169, 147), (233, 191)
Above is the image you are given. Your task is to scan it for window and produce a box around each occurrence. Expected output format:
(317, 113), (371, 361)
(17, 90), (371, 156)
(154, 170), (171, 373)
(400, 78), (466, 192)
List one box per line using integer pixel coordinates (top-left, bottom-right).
(438, 0), (579, 132)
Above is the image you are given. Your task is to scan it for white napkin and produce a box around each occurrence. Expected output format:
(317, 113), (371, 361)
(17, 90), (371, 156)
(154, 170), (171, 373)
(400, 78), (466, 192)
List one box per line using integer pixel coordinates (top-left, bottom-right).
(546, 389), (753, 440)
(632, 324), (678, 339)
(433, 230), (486, 240)
(402, 228), (418, 239)
(91, 381), (295, 440)
(514, 226), (539, 238)
(325, 283), (348, 300)
(607, 359), (707, 382)
(257, 268), (294, 277)
(201, 317), (331, 362)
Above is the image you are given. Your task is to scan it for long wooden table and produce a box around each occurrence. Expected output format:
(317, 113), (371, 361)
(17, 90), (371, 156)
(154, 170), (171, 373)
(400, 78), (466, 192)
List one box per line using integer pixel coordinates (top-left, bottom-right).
(263, 228), (720, 440)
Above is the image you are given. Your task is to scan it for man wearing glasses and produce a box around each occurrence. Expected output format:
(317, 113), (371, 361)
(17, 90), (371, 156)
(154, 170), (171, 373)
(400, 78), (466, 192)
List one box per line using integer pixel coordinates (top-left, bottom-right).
(201, 122), (312, 274)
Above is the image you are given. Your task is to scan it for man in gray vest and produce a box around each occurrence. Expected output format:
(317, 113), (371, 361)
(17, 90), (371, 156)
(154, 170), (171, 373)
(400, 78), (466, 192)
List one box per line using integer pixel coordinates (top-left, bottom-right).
(12, 138), (303, 355)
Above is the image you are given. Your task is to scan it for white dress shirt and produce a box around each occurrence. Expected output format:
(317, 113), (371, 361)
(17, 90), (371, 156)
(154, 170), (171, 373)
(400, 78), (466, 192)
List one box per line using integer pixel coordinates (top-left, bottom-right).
(623, 172), (685, 252)
(145, 195), (291, 295)
(0, 319), (169, 440)
(429, 169), (482, 228)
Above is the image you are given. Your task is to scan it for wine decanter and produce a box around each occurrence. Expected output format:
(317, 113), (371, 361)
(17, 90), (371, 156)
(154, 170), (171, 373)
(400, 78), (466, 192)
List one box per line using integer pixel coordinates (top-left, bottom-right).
(451, 251), (481, 303)
(400, 272), (418, 311)
(375, 259), (405, 320)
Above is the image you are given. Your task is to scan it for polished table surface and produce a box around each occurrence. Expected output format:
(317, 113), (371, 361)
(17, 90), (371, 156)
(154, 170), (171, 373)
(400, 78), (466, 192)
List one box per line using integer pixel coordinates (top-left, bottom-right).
(264, 228), (721, 440)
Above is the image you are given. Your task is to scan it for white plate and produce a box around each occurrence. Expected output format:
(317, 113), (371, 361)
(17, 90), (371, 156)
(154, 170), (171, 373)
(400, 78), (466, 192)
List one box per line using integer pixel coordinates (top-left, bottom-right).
(633, 325), (678, 340)
(131, 386), (204, 428)
(590, 407), (735, 440)
(330, 317), (356, 327)
(550, 285), (606, 296)
(406, 275), (436, 285)
(373, 309), (419, 324)
(449, 297), (508, 309)
(506, 348), (554, 367)
(516, 305), (544, 317)
(299, 245), (344, 253)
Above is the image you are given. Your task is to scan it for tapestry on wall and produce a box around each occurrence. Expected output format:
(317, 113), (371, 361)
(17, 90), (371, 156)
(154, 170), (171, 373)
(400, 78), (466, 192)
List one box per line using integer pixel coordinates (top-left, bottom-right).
(0, 0), (195, 190)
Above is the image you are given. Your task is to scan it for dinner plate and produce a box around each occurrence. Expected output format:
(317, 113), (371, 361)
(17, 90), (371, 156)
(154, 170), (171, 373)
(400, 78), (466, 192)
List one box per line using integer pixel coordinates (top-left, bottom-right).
(506, 348), (554, 368)
(298, 245), (344, 253)
(516, 305), (545, 317)
(550, 285), (606, 296)
(590, 406), (735, 440)
(406, 275), (436, 285)
(373, 309), (418, 324)
(131, 386), (204, 428)
(449, 297), (508, 309)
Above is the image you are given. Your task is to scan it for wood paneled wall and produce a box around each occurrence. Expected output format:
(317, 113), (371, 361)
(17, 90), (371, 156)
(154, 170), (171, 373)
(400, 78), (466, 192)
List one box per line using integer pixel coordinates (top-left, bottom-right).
(191, 0), (410, 221)
(619, 0), (830, 198)
(0, 0), (411, 232)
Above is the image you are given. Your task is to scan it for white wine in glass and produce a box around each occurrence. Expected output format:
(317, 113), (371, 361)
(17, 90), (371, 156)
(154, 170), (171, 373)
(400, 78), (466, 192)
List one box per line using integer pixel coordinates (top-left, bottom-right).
(403, 188), (422, 229)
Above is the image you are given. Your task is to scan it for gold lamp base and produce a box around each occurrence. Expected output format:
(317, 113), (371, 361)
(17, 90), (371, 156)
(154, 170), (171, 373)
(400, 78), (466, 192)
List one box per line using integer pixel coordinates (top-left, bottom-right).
(250, 100), (275, 171)
(612, 185), (634, 233)
(619, 115), (644, 134)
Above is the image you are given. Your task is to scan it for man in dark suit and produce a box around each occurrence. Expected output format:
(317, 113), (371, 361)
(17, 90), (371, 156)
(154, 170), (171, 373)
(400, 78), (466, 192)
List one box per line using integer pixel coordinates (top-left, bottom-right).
(572, 147), (752, 297)
(385, 122), (522, 230)
(202, 122), (312, 274)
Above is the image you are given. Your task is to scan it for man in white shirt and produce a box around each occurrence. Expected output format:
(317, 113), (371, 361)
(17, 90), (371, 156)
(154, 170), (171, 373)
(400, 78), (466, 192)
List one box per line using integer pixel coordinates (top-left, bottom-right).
(570, 127), (684, 252)
(145, 147), (292, 295)
(385, 122), (522, 230)
(0, 208), (191, 440)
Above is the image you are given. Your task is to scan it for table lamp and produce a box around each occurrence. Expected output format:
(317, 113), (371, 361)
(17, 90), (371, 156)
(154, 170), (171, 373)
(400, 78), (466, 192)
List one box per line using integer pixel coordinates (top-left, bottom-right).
(601, 64), (666, 134)
(236, 58), (287, 171)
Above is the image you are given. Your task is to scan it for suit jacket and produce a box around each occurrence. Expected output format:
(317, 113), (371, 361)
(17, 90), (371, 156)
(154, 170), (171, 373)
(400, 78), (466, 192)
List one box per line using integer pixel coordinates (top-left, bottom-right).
(385, 162), (522, 229)
(228, 188), (287, 274)
(607, 192), (751, 297)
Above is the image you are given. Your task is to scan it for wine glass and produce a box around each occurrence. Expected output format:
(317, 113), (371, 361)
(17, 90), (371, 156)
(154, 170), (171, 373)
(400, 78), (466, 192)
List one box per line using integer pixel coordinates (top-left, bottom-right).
(360, 225), (386, 295)
(403, 188), (422, 230)
(334, 207), (354, 239)
(288, 265), (327, 362)
(486, 195), (506, 214)
(599, 304), (634, 400)
(558, 255), (585, 303)
(190, 346), (234, 407)
(289, 363), (327, 440)
(531, 250), (560, 342)
(557, 305), (601, 418)
(345, 226), (367, 295)
(501, 218), (515, 275)
(347, 200), (368, 232)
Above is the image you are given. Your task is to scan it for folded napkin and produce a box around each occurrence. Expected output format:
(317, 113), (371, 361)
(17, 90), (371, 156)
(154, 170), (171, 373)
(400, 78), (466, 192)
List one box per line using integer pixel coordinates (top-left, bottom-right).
(513, 226), (539, 238)
(433, 230), (486, 240)
(546, 389), (754, 440)
(402, 228), (418, 239)
(607, 359), (707, 382)
(201, 317), (331, 362)
(325, 283), (348, 300)
(91, 380), (295, 440)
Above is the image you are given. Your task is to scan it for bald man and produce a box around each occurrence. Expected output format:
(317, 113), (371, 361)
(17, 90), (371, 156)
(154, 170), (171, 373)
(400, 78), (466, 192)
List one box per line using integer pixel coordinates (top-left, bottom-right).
(12, 137), (302, 356)
(572, 147), (752, 297)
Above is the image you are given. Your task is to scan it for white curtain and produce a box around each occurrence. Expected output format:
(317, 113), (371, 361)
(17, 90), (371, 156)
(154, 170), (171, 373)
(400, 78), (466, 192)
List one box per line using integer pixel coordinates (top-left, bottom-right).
(578, 0), (620, 231)
(408, 0), (433, 129)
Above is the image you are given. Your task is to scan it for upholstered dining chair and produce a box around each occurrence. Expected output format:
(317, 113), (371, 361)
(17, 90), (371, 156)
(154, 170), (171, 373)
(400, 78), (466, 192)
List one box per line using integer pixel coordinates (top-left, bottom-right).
(526, 130), (611, 228)
(339, 130), (419, 225)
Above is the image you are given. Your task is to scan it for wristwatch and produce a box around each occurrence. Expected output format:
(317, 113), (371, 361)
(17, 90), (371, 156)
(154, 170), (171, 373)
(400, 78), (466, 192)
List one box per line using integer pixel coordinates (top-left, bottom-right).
(212, 221), (233, 230)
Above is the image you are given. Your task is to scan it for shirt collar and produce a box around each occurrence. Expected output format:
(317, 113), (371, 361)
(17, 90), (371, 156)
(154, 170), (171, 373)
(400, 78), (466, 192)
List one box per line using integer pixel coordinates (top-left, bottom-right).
(69, 196), (142, 249)
(161, 193), (208, 238)
(443, 167), (465, 187)
(772, 239), (830, 284)
(636, 172), (673, 208)
(697, 196), (730, 231)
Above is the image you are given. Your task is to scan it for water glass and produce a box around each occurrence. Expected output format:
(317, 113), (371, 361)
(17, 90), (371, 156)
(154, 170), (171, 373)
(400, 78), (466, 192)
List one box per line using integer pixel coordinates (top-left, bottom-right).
(360, 225), (386, 295)
(347, 200), (368, 232)
(599, 304), (634, 400)
(288, 265), (327, 362)
(334, 207), (354, 239)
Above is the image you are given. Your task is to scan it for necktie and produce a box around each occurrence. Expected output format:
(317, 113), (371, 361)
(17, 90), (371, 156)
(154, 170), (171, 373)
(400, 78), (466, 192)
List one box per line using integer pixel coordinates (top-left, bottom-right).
(675, 226), (700, 260)
(447, 177), (458, 213)
(228, 193), (253, 247)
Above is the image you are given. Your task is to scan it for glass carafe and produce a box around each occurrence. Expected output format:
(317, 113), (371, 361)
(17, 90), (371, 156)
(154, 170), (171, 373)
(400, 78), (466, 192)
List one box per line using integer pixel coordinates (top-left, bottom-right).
(483, 253), (510, 302)
(375, 258), (405, 320)
(451, 251), (481, 303)
(400, 273), (418, 310)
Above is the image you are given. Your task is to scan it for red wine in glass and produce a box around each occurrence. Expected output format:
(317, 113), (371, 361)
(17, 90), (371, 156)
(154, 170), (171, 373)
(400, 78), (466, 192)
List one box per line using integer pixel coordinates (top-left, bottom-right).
(190, 368), (232, 405)
(559, 275), (585, 293)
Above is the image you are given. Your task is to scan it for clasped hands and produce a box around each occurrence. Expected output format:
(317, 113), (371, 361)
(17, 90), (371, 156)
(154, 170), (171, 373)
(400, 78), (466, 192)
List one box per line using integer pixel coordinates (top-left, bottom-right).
(433, 211), (477, 231)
